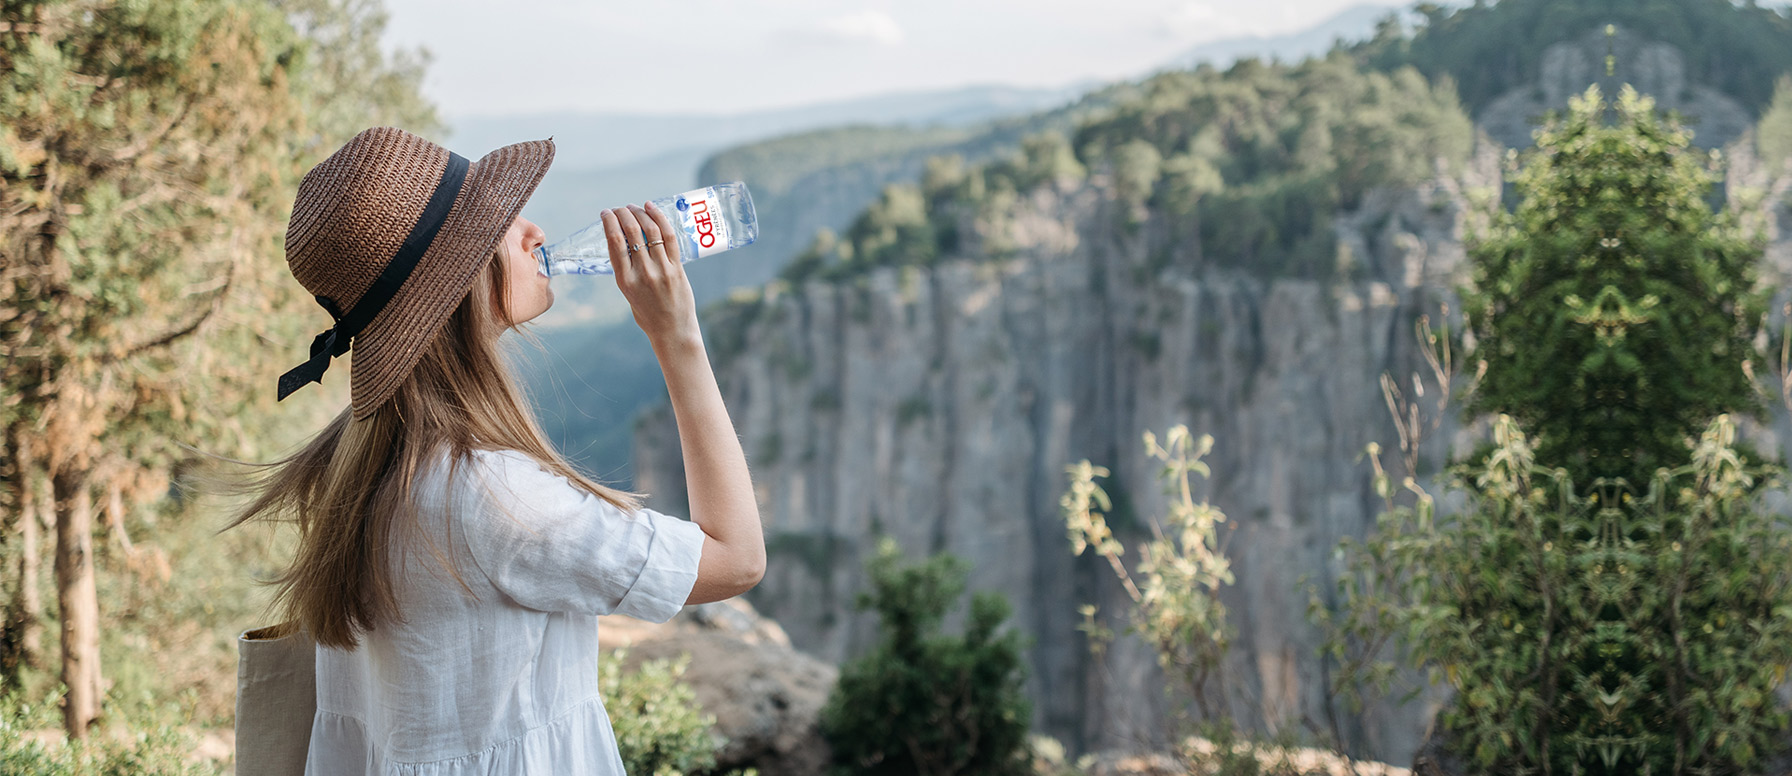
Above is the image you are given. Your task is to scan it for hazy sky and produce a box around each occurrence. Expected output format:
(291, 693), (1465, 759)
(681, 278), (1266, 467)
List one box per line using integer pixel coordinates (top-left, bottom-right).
(378, 0), (1412, 119)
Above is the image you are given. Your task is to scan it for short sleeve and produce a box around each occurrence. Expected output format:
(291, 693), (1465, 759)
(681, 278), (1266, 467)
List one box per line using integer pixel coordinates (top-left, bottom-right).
(455, 449), (705, 622)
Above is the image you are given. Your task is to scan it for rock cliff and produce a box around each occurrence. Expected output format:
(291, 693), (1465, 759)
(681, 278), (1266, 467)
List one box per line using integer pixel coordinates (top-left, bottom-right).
(635, 130), (1509, 762)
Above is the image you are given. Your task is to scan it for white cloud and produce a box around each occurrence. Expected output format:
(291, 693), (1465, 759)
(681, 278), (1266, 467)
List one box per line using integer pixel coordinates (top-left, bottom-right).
(1163, 1), (1288, 42)
(780, 10), (906, 47)
(1169, 2), (1218, 25)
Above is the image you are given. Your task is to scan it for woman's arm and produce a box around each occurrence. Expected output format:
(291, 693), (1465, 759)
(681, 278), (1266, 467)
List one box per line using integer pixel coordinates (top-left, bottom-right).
(603, 203), (765, 605)
(655, 333), (766, 604)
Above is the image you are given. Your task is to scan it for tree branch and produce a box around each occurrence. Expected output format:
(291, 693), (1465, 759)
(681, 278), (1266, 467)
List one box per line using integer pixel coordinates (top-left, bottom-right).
(97, 101), (195, 171)
(100, 258), (235, 365)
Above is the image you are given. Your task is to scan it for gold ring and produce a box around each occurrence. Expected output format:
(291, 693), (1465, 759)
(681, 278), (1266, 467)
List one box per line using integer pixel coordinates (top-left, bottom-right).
(627, 243), (645, 254)
(647, 239), (664, 247)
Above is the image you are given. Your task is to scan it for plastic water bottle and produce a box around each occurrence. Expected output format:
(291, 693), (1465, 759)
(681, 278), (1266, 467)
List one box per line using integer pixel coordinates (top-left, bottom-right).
(534, 182), (759, 276)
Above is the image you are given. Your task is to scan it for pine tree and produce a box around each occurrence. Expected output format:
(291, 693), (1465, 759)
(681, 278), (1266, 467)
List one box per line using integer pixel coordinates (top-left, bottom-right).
(1324, 82), (1792, 775)
(0, 0), (436, 736)
(819, 538), (1033, 776)
(1459, 83), (1773, 492)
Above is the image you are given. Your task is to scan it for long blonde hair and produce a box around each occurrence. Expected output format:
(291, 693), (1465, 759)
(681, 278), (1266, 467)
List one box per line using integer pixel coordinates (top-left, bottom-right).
(199, 242), (640, 649)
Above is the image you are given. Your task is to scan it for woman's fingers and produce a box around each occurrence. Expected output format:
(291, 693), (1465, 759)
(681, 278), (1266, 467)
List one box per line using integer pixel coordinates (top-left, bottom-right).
(601, 208), (631, 277)
(627, 203), (661, 244)
(626, 204), (673, 270)
(643, 201), (683, 266)
(612, 205), (659, 282)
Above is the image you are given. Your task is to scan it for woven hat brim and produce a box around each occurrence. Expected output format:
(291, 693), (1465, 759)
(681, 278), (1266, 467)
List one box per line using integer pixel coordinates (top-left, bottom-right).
(346, 138), (555, 421)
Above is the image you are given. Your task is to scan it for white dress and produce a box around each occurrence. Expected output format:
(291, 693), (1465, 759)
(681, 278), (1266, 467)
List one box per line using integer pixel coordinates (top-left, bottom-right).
(303, 446), (706, 775)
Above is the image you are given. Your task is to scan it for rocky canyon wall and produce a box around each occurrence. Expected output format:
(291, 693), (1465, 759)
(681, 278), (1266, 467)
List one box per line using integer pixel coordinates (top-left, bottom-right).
(636, 136), (1512, 762)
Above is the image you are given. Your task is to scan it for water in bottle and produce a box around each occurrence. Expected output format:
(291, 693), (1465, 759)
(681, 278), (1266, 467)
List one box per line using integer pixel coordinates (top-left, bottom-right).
(534, 182), (758, 276)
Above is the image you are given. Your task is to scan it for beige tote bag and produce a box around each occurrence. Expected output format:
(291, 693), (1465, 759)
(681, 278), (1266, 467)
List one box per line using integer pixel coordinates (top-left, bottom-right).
(235, 623), (316, 776)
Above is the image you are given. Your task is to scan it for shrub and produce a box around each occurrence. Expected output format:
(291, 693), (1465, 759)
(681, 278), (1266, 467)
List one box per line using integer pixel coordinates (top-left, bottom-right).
(1063, 426), (1236, 728)
(1459, 83), (1773, 489)
(819, 538), (1033, 776)
(1324, 414), (1792, 774)
(600, 648), (756, 776)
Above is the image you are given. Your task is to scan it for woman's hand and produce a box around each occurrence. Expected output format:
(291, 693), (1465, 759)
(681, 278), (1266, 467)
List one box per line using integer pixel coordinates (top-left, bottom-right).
(603, 202), (700, 349)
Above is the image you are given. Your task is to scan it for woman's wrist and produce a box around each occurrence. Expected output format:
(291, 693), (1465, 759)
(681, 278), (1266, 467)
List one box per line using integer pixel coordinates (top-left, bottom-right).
(649, 329), (706, 361)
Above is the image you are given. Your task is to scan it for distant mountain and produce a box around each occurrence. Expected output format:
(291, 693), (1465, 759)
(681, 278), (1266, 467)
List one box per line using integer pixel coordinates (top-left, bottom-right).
(1168, 3), (1417, 71)
(442, 84), (1091, 173)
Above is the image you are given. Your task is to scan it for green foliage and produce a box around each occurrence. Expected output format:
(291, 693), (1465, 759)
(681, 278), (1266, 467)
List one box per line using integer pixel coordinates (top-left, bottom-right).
(1318, 83), (1792, 776)
(819, 537), (1033, 776)
(1350, 0), (1792, 119)
(778, 227), (837, 284)
(700, 124), (974, 201)
(765, 531), (844, 581)
(0, 0), (440, 731)
(1460, 83), (1771, 491)
(702, 287), (769, 367)
(844, 183), (938, 271)
(1075, 53), (1473, 280)
(1, 0), (442, 478)
(1009, 132), (1089, 192)
(1065, 430), (1362, 774)
(1108, 139), (1163, 208)
(2, 0), (305, 475)
(895, 394), (933, 428)
(768, 52), (1473, 294)
(1063, 426), (1236, 727)
(0, 690), (210, 775)
(1108, 139), (1162, 231)
(1323, 415), (1792, 774)
(1757, 75), (1792, 174)
(600, 647), (756, 776)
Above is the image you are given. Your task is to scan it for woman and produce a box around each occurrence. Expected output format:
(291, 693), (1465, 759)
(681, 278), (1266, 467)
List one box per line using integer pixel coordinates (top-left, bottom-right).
(218, 127), (764, 774)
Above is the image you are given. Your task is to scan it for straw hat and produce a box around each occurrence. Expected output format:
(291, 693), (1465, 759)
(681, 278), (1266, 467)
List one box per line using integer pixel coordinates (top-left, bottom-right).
(276, 127), (554, 421)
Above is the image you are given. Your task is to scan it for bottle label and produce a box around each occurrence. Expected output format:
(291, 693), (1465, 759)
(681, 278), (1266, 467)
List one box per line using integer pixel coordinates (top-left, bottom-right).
(674, 186), (730, 259)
